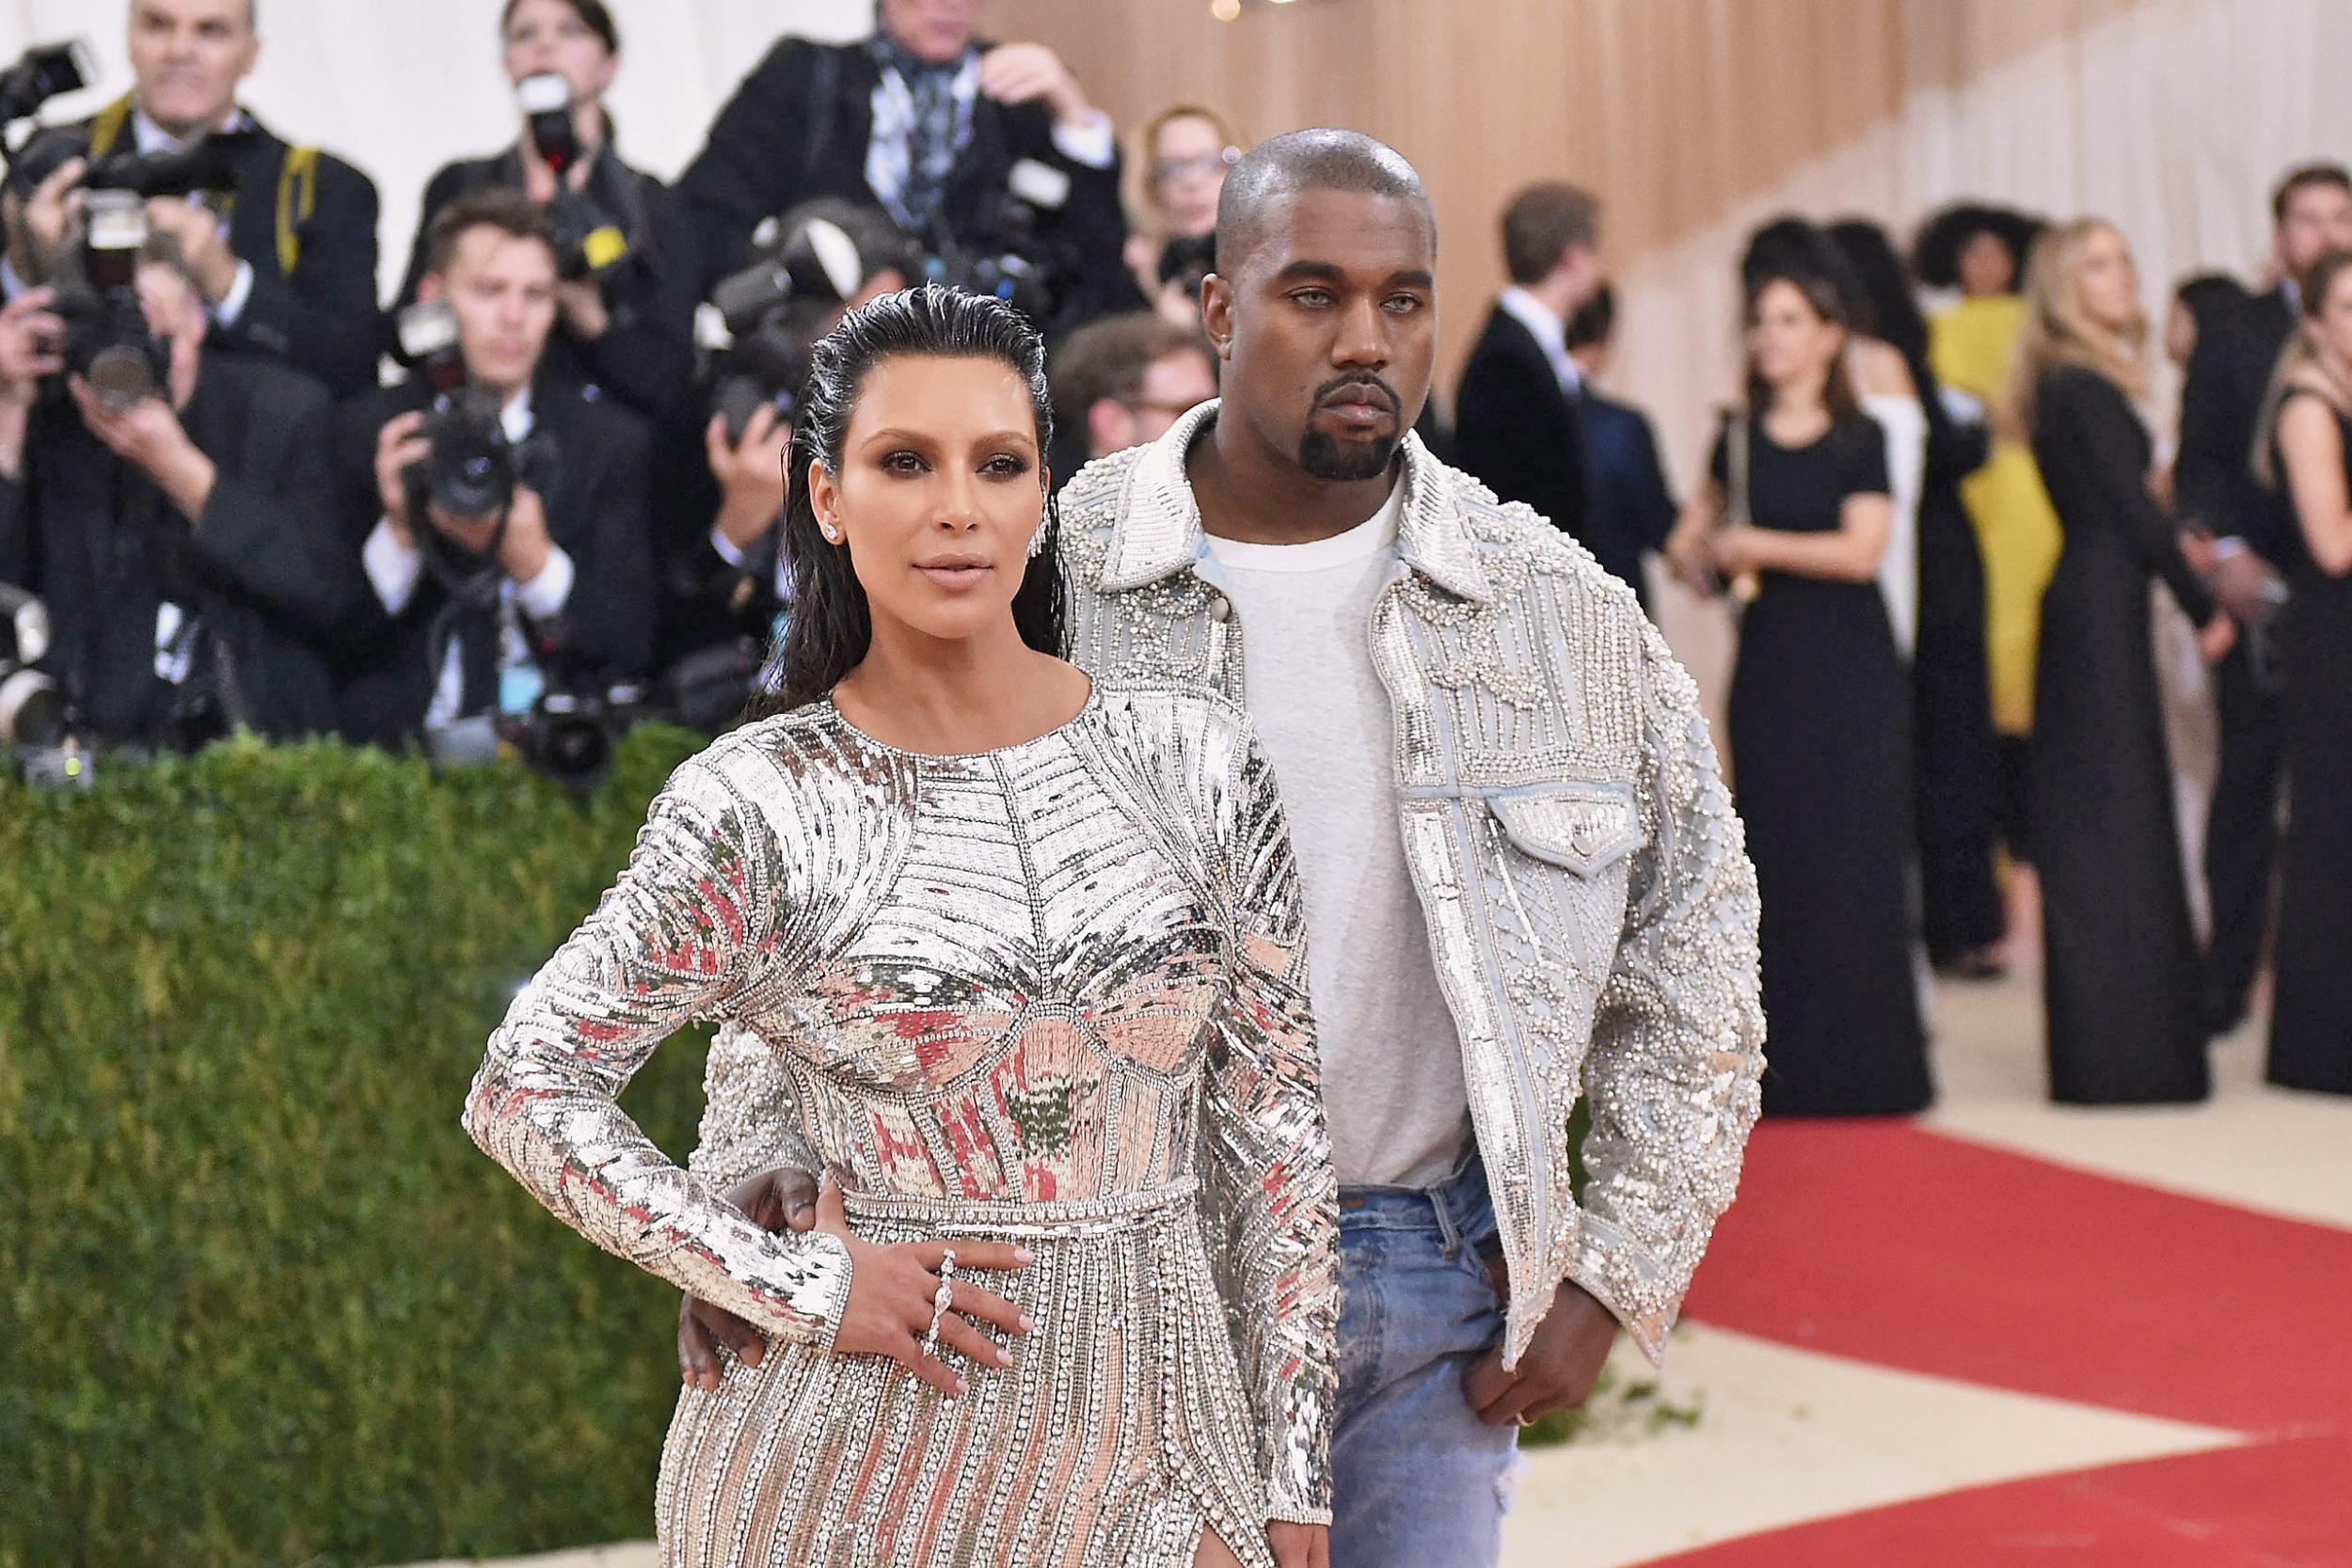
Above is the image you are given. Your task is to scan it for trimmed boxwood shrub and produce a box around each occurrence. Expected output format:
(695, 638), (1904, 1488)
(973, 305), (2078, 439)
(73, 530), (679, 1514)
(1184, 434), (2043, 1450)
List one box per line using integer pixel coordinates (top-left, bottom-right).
(0, 729), (714, 1567)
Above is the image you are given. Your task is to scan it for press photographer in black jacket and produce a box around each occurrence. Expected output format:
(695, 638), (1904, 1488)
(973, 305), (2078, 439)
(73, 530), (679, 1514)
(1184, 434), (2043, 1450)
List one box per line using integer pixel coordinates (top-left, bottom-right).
(334, 190), (652, 751)
(3, 0), (381, 399)
(0, 235), (352, 748)
(390, 0), (694, 423)
(671, 0), (1140, 333)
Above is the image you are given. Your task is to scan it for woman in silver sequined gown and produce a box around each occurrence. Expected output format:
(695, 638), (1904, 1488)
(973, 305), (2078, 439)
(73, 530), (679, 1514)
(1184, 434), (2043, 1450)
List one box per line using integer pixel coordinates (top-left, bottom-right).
(462, 287), (1338, 1568)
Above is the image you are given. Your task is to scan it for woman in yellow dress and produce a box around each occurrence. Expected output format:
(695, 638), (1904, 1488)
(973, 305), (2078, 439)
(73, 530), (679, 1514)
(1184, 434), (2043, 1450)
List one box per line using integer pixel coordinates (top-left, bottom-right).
(1918, 204), (2058, 938)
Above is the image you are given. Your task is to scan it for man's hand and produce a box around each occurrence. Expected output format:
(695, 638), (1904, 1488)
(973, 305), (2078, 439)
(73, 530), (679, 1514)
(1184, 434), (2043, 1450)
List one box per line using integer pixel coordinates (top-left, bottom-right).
(8, 156), (84, 283)
(1265, 1521), (1330, 1568)
(496, 485), (554, 584)
(0, 286), (66, 404)
(1462, 1268), (1618, 1428)
(2206, 548), (2282, 629)
(706, 405), (792, 552)
(978, 43), (1092, 129)
(679, 1166), (819, 1391)
(2198, 611), (2239, 666)
(554, 277), (611, 341)
(373, 411), (431, 546)
(140, 198), (242, 305)
(69, 374), (216, 519)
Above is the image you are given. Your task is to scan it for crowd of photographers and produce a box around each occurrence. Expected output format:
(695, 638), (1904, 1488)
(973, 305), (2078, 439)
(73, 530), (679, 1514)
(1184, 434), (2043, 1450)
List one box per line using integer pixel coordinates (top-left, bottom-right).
(0, 0), (1239, 787)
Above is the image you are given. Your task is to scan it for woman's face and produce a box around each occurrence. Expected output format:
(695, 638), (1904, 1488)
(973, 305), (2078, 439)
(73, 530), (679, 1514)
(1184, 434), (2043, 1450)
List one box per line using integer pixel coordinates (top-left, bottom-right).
(2307, 267), (2352, 367)
(1957, 229), (2016, 297)
(1747, 278), (1844, 392)
(2073, 227), (2141, 335)
(503, 0), (617, 104)
(1150, 115), (1232, 239)
(810, 355), (1049, 650)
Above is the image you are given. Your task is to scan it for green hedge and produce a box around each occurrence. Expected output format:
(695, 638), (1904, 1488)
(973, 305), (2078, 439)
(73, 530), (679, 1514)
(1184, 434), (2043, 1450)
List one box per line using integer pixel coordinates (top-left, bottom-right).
(0, 729), (714, 1568)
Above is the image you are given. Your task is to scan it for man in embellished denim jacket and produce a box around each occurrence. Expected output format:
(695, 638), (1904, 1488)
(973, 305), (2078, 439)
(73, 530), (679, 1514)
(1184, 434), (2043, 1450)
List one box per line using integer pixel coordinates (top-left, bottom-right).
(680, 131), (1764, 1568)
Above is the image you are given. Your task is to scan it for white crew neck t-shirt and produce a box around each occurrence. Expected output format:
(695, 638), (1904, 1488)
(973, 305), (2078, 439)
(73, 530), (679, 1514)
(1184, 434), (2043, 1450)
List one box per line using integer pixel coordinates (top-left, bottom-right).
(1203, 486), (1470, 1189)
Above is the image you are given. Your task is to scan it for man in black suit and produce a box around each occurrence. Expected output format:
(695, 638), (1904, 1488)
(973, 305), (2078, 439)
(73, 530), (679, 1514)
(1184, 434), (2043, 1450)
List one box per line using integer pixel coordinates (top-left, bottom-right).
(669, 0), (1139, 333)
(3, 0), (381, 399)
(1454, 182), (1604, 546)
(1564, 283), (1675, 610)
(334, 190), (652, 751)
(2176, 162), (2352, 1033)
(0, 237), (354, 748)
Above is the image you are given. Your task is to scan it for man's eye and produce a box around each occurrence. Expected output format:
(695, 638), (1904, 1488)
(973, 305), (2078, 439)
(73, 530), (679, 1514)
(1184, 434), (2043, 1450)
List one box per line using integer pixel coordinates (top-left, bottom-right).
(1291, 290), (1333, 308)
(1385, 295), (1425, 313)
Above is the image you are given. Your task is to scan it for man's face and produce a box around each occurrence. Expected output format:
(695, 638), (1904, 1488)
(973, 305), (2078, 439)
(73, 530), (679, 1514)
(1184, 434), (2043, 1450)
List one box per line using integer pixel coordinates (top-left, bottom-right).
(1203, 188), (1438, 483)
(2277, 181), (2352, 279)
(129, 0), (259, 137)
(1092, 345), (1216, 457)
(880, 0), (981, 65)
(425, 228), (559, 397)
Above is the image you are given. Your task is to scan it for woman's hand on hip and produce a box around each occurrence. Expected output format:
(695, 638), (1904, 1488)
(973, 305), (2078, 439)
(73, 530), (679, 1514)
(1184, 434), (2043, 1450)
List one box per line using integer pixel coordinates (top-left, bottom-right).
(818, 1173), (1038, 1397)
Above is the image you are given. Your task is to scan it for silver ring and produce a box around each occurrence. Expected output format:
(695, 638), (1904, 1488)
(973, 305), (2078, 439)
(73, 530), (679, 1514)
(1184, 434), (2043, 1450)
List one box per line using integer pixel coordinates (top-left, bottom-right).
(920, 1248), (959, 1356)
(1517, 1414), (1536, 1428)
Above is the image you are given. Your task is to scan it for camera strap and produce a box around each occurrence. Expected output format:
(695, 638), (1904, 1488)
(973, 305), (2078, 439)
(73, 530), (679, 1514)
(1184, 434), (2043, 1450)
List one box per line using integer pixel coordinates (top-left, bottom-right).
(90, 96), (319, 277)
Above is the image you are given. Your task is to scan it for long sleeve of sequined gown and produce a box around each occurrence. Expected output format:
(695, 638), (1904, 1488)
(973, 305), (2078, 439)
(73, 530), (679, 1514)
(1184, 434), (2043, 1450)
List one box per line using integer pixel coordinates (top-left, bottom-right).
(462, 753), (855, 1349)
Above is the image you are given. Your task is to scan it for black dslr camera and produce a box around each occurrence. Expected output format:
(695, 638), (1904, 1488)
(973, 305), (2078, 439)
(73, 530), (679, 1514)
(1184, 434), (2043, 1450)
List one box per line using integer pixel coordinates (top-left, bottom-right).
(705, 202), (902, 442)
(396, 300), (555, 523)
(516, 72), (629, 282)
(51, 192), (169, 411)
(0, 39), (93, 129)
(917, 157), (1074, 327)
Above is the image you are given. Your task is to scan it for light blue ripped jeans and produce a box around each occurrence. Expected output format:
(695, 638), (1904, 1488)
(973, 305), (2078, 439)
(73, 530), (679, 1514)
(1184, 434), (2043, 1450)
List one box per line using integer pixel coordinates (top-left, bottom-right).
(1330, 1154), (1520, 1568)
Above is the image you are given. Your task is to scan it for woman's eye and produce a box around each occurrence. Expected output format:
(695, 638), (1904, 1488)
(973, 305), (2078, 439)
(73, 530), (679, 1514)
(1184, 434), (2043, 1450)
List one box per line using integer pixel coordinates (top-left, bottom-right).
(882, 451), (928, 475)
(982, 453), (1032, 478)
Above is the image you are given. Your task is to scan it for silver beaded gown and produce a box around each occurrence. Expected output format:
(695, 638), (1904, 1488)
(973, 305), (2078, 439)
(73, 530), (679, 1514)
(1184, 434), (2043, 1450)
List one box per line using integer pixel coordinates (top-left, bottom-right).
(463, 682), (1338, 1568)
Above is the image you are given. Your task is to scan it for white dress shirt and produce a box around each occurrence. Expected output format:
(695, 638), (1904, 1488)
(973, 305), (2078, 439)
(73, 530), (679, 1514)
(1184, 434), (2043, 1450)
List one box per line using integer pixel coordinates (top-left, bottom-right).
(360, 388), (575, 725)
(1497, 284), (1585, 398)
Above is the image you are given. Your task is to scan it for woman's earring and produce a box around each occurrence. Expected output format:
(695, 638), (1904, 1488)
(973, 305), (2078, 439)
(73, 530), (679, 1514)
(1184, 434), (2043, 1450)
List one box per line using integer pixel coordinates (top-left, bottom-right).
(819, 520), (842, 543)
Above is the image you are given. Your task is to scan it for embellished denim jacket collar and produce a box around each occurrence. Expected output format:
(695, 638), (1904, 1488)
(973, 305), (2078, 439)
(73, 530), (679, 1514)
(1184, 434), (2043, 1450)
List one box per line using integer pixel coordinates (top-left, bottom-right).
(1097, 399), (1496, 605)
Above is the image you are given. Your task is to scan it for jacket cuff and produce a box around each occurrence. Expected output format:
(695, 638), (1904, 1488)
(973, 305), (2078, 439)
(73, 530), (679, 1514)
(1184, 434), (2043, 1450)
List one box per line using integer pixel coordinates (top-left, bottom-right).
(1568, 1212), (1677, 1367)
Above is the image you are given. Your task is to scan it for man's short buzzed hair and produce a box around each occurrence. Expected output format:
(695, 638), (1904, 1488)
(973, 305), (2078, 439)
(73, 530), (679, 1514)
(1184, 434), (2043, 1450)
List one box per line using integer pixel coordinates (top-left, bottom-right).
(1213, 128), (1435, 276)
(1502, 182), (1599, 285)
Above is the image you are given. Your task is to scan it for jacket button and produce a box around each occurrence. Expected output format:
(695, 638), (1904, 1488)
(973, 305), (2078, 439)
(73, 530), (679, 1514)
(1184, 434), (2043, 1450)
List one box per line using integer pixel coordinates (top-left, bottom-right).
(1206, 595), (1232, 622)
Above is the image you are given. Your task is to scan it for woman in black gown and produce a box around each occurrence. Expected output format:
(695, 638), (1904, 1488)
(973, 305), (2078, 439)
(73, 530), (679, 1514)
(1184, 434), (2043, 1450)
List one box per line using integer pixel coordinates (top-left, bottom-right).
(1831, 218), (2006, 977)
(2258, 249), (2352, 1095)
(1665, 264), (1931, 1117)
(2008, 220), (2236, 1104)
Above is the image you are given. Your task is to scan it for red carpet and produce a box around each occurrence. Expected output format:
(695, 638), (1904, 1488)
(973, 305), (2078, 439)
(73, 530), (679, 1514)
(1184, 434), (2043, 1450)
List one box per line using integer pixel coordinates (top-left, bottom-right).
(1682, 1120), (2352, 1430)
(1645, 1121), (2352, 1566)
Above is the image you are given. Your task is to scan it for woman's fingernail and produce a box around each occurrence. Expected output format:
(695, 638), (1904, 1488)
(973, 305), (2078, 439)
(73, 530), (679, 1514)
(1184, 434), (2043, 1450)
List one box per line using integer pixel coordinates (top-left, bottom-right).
(1014, 1246), (1036, 1262)
(1019, 1313), (1035, 1332)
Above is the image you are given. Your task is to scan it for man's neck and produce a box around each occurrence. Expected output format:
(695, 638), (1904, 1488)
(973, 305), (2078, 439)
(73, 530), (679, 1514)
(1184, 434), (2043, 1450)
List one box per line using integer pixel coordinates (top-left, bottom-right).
(1187, 406), (1399, 546)
(138, 102), (240, 145)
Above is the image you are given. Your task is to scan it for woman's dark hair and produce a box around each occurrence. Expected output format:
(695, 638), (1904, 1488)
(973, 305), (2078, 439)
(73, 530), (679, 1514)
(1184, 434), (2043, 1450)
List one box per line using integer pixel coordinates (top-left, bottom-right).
(753, 285), (1066, 717)
(2173, 271), (2246, 330)
(501, 0), (620, 53)
(1911, 202), (2045, 292)
(1827, 217), (1929, 362)
(1744, 265), (1862, 422)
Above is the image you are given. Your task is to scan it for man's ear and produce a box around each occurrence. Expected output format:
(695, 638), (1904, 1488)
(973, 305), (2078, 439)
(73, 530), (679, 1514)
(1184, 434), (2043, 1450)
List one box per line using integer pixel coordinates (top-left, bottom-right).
(1200, 273), (1237, 360)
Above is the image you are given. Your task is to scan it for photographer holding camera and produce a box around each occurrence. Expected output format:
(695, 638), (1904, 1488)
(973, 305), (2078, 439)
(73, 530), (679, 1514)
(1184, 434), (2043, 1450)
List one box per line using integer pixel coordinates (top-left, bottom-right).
(671, 0), (1142, 336)
(3, 0), (381, 400)
(334, 189), (652, 752)
(0, 230), (351, 752)
(390, 0), (694, 423)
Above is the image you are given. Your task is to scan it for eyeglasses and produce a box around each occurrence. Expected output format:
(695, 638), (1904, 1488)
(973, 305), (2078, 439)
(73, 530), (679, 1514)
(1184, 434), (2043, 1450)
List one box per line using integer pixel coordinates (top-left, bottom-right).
(1151, 148), (1241, 185)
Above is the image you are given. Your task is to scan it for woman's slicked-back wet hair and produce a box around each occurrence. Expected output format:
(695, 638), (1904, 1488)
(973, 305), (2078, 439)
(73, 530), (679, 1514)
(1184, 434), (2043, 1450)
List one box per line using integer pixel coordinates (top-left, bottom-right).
(754, 285), (1066, 717)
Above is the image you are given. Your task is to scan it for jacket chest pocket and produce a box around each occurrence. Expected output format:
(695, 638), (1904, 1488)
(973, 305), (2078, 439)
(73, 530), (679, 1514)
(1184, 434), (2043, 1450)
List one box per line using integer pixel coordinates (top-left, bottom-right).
(1476, 781), (1643, 982)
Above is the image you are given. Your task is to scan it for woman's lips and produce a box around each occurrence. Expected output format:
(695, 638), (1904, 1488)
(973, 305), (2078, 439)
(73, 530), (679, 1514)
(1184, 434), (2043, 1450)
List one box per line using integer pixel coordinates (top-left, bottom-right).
(915, 562), (993, 590)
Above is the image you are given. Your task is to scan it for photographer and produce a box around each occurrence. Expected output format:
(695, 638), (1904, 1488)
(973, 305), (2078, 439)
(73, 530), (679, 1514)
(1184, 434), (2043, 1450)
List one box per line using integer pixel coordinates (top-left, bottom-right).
(3, 0), (381, 399)
(1046, 309), (1215, 483)
(335, 190), (652, 752)
(662, 198), (912, 682)
(390, 0), (694, 422)
(671, 0), (1141, 335)
(0, 236), (352, 750)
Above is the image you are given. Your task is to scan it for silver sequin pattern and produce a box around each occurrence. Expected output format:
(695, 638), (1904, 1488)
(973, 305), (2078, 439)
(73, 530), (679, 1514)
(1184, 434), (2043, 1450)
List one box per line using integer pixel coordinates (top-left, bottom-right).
(465, 684), (1339, 1564)
(1048, 402), (1767, 1368)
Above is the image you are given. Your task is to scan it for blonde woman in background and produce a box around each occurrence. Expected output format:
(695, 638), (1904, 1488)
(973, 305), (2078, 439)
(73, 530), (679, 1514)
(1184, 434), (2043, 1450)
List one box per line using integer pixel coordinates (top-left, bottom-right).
(1125, 105), (1243, 326)
(2008, 220), (2235, 1105)
(1918, 205), (2058, 952)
